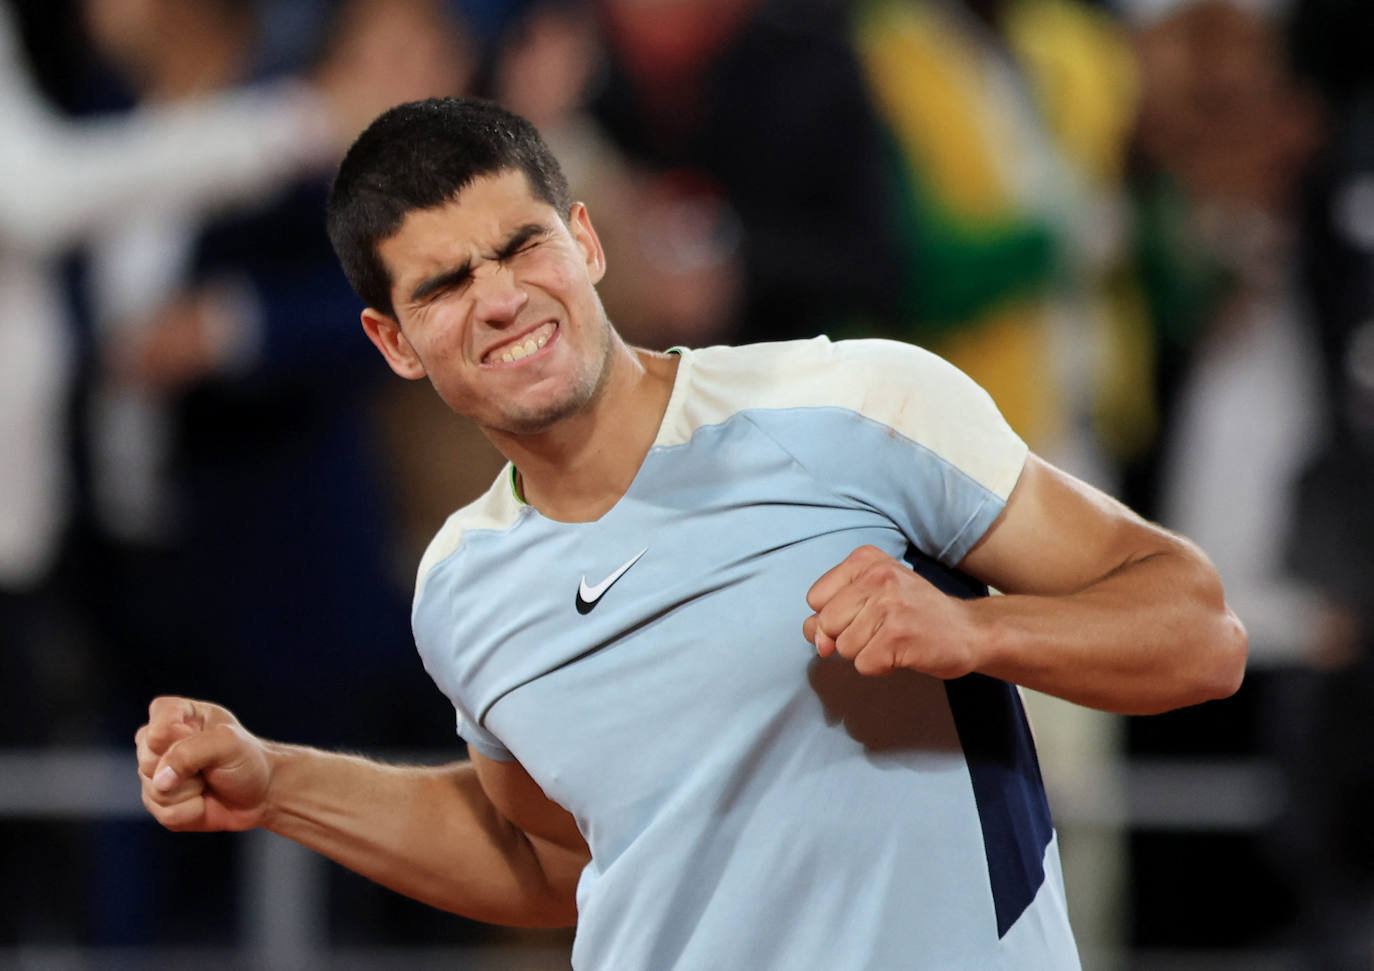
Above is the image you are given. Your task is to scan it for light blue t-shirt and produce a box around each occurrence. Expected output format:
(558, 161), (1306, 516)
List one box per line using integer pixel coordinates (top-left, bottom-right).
(412, 337), (1079, 969)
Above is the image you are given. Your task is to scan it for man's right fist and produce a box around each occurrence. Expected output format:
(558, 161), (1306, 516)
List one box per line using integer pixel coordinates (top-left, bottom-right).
(136, 697), (273, 833)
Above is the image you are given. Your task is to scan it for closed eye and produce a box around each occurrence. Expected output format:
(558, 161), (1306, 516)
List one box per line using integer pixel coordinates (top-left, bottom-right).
(408, 223), (553, 307)
(411, 264), (473, 305)
(496, 224), (551, 262)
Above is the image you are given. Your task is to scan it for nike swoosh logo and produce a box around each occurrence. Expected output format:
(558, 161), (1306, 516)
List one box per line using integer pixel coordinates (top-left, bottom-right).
(576, 548), (648, 615)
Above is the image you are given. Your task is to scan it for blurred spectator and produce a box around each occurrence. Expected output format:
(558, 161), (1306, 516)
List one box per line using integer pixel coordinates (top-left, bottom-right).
(0, 0), (363, 750)
(1283, 0), (1374, 961)
(587, 0), (904, 345)
(0, 0), (482, 949)
(74, 0), (474, 757)
(1137, 0), (1329, 665)
(1129, 0), (1363, 959)
(851, 0), (1142, 486)
(53, 0), (479, 947)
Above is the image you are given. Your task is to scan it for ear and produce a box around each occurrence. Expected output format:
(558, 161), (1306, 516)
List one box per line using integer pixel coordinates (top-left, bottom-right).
(568, 202), (607, 285)
(361, 308), (427, 379)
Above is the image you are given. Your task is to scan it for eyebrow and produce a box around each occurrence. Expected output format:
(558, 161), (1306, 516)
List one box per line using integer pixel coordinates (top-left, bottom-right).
(408, 222), (551, 305)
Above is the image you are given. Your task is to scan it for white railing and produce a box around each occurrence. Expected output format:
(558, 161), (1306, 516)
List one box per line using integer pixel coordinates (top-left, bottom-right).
(0, 748), (1287, 968)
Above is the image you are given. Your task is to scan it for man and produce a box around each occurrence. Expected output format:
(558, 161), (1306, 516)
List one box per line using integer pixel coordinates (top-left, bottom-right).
(136, 97), (1246, 968)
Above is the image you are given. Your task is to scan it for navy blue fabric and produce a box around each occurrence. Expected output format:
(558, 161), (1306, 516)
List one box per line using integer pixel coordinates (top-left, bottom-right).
(905, 546), (1054, 938)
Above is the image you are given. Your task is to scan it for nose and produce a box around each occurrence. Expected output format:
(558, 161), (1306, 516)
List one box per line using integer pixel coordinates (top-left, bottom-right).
(470, 261), (528, 327)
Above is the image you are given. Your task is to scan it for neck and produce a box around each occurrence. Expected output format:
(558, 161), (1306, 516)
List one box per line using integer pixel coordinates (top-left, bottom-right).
(487, 344), (680, 522)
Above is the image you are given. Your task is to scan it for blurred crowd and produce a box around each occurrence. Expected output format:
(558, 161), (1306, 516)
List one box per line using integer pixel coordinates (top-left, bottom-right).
(0, 0), (1369, 963)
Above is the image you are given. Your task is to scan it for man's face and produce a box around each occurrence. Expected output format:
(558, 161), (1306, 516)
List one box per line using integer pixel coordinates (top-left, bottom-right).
(363, 170), (613, 436)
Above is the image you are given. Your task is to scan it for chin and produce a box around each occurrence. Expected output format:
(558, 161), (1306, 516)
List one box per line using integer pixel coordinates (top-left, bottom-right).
(483, 340), (615, 436)
(492, 394), (588, 436)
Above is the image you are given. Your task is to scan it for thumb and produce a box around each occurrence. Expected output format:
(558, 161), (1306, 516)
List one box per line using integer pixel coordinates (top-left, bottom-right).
(153, 722), (250, 793)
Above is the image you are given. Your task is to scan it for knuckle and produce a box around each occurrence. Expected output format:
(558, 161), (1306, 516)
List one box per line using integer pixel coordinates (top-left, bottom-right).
(161, 804), (197, 833)
(209, 721), (243, 747)
(144, 778), (177, 807)
(142, 787), (175, 822)
(149, 696), (180, 719)
(855, 648), (894, 677)
(858, 561), (894, 586)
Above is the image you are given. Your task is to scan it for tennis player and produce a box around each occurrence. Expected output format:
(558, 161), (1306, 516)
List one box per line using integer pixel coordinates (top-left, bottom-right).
(136, 97), (1246, 968)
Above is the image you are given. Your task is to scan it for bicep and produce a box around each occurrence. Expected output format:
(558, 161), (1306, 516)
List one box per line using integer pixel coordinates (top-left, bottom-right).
(471, 752), (587, 857)
(469, 753), (589, 924)
(958, 453), (1182, 596)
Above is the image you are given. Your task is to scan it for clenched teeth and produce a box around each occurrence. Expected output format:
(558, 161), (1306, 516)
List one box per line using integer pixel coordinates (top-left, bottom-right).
(490, 322), (555, 364)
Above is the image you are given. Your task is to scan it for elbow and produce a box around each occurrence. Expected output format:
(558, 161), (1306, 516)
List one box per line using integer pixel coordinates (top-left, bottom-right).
(479, 880), (579, 929)
(1153, 579), (1249, 714)
(1183, 552), (1249, 705)
(1134, 610), (1246, 716)
(511, 893), (579, 929)
(1198, 605), (1248, 702)
(1175, 590), (1248, 708)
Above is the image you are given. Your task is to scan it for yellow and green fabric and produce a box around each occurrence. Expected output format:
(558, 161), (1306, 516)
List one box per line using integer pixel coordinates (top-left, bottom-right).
(854, 0), (1153, 461)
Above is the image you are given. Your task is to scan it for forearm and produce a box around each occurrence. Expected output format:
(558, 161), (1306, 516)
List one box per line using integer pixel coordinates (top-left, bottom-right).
(970, 543), (1247, 715)
(259, 746), (579, 926)
(0, 82), (332, 256)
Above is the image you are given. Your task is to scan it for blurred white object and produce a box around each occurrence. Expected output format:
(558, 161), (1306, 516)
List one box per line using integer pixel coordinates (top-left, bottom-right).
(1159, 289), (1332, 663)
(1117, 0), (1289, 27)
(0, 3), (333, 586)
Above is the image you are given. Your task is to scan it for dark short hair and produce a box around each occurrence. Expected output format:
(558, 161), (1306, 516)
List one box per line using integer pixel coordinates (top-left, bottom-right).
(325, 97), (572, 318)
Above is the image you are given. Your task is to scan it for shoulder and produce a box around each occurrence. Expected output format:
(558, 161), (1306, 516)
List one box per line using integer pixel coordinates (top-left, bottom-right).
(659, 337), (1025, 506)
(667, 336), (1017, 452)
(684, 335), (978, 400)
(414, 465), (523, 599)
